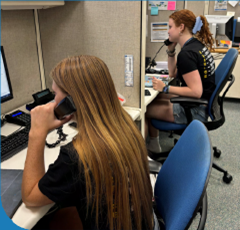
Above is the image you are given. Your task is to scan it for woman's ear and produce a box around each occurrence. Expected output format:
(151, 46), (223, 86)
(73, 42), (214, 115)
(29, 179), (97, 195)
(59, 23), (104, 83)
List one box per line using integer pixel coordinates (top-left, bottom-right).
(179, 23), (185, 32)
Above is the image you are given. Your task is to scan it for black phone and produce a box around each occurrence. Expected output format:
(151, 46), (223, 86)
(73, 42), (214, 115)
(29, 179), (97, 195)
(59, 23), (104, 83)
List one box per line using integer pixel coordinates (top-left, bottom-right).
(164, 39), (173, 46)
(54, 96), (76, 120)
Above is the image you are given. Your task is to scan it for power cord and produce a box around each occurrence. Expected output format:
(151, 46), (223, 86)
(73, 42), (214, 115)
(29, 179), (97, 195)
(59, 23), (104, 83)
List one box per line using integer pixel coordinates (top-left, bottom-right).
(45, 126), (68, 148)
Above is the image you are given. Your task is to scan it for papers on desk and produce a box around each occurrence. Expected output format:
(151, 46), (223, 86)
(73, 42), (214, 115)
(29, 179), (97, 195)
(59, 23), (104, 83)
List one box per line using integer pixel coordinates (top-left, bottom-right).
(145, 74), (170, 87)
(155, 61), (168, 70)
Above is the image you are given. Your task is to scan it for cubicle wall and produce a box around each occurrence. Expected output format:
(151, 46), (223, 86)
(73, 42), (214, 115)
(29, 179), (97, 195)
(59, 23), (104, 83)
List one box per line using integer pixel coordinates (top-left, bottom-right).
(146, 0), (240, 62)
(145, 1), (184, 63)
(208, 1), (240, 18)
(1, 10), (41, 114)
(38, 1), (142, 108)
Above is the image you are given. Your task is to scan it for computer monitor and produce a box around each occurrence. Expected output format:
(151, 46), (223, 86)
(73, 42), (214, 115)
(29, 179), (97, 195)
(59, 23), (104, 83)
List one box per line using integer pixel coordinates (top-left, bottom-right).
(205, 15), (234, 41)
(234, 21), (240, 42)
(1, 46), (13, 103)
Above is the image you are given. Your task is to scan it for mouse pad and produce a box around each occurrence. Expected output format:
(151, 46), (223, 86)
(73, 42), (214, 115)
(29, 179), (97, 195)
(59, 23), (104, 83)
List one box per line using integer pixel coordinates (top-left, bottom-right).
(1, 169), (23, 218)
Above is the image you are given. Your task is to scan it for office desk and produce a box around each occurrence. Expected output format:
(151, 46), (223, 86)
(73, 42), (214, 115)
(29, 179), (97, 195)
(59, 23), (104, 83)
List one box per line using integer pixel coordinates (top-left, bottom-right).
(212, 47), (240, 54)
(145, 87), (159, 107)
(211, 50), (240, 99)
(1, 103), (152, 229)
(1, 105), (78, 229)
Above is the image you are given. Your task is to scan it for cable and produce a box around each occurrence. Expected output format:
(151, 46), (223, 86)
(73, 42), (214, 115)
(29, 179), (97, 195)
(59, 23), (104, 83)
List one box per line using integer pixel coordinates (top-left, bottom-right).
(45, 126), (68, 148)
(146, 44), (165, 72)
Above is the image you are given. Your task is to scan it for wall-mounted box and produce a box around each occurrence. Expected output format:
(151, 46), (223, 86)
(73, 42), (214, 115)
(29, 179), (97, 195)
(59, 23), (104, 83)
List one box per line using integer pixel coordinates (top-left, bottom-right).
(1, 1), (64, 10)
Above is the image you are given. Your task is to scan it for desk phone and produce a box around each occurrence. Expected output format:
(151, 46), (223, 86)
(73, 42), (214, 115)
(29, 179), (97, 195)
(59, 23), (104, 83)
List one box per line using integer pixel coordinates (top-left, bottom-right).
(5, 110), (31, 126)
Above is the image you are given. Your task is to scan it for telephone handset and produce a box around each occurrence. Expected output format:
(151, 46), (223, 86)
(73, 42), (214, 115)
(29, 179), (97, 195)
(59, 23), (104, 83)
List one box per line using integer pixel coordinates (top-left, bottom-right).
(164, 39), (173, 46)
(54, 96), (76, 120)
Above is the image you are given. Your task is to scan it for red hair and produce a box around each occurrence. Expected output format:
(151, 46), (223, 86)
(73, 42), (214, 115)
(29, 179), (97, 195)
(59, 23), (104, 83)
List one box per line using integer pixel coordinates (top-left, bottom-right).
(170, 9), (214, 50)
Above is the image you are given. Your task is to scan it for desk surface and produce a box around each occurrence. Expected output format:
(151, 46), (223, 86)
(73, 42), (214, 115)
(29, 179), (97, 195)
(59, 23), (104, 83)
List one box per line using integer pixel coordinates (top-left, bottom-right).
(1, 105), (78, 229)
(212, 47), (240, 54)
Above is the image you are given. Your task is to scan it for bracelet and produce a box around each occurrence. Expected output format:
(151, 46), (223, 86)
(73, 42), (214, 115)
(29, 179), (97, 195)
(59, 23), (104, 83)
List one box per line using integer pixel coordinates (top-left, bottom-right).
(162, 85), (170, 94)
(166, 49), (176, 54)
(168, 52), (176, 57)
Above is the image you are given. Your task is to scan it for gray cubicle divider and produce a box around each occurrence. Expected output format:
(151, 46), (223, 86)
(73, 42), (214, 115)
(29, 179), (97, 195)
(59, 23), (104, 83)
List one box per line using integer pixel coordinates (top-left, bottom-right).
(208, 1), (240, 17)
(145, 1), (184, 63)
(39, 1), (142, 108)
(1, 10), (42, 114)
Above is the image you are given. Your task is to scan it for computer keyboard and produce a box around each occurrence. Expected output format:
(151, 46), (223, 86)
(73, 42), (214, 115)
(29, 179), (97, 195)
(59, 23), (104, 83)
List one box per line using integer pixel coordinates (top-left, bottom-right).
(1, 126), (30, 162)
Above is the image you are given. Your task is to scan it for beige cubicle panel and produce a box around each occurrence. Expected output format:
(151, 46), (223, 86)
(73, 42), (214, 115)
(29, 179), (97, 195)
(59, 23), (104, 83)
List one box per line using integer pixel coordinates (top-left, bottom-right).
(1, 10), (41, 114)
(38, 1), (142, 108)
(208, 1), (240, 18)
(185, 1), (206, 16)
(145, 1), (184, 63)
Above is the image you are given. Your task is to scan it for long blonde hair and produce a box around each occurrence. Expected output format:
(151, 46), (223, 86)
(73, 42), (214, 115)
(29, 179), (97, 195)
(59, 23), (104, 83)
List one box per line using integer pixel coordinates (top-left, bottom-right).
(51, 55), (153, 230)
(170, 9), (215, 50)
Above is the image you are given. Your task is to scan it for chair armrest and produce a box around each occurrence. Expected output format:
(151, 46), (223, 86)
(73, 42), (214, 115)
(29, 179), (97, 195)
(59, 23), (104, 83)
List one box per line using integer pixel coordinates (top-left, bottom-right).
(170, 97), (208, 108)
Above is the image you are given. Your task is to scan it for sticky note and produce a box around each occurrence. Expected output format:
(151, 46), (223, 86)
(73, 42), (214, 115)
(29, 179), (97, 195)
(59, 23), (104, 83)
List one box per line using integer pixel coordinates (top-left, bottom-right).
(167, 1), (176, 11)
(151, 7), (158, 16)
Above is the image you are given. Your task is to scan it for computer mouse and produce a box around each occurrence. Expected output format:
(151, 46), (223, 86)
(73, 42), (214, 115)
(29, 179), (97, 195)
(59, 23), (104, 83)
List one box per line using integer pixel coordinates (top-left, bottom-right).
(145, 89), (151, 96)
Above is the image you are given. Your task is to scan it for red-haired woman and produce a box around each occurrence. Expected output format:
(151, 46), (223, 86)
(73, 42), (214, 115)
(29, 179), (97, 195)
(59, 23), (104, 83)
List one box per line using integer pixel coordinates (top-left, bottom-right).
(146, 9), (216, 153)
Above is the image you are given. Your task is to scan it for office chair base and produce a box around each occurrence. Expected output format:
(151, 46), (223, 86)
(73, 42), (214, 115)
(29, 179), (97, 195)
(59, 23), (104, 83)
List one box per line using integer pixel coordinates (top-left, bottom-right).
(213, 163), (233, 184)
(223, 172), (233, 184)
(213, 147), (221, 158)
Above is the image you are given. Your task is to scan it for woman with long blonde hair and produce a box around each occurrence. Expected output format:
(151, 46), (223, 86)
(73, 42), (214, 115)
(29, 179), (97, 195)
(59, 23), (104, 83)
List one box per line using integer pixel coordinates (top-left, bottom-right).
(22, 55), (157, 229)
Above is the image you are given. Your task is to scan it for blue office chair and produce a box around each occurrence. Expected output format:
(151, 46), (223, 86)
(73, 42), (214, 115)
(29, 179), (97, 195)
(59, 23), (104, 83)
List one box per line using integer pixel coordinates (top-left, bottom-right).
(151, 120), (212, 230)
(150, 48), (238, 184)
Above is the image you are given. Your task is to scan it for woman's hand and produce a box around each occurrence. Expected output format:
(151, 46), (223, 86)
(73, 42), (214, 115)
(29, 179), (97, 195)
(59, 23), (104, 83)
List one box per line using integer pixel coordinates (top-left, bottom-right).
(30, 101), (73, 137)
(168, 42), (177, 52)
(152, 77), (166, 92)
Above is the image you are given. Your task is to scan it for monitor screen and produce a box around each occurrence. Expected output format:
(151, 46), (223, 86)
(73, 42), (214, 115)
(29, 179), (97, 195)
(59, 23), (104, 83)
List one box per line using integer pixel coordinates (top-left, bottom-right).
(205, 15), (234, 41)
(1, 46), (13, 103)
(234, 21), (240, 42)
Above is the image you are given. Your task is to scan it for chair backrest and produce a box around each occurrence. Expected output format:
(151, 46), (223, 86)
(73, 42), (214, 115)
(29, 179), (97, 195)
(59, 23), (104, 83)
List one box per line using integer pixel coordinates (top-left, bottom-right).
(154, 120), (212, 230)
(208, 49), (238, 123)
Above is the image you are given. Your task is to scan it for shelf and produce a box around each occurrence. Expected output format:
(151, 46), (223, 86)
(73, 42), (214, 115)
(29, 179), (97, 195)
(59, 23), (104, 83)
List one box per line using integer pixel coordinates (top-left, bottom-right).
(1, 1), (65, 10)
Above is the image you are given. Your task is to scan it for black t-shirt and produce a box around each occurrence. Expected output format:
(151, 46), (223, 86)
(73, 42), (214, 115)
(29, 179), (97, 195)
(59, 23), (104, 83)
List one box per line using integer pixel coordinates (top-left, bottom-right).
(39, 142), (151, 230)
(176, 38), (216, 100)
(39, 142), (108, 229)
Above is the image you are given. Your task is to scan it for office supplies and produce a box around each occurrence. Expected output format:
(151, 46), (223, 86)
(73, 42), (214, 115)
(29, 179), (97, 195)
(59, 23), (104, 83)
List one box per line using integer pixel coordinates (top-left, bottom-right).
(151, 7), (158, 16)
(5, 110), (31, 126)
(145, 74), (170, 87)
(1, 126), (30, 162)
(145, 89), (151, 96)
(54, 96), (76, 120)
(26, 89), (55, 111)
(1, 169), (23, 218)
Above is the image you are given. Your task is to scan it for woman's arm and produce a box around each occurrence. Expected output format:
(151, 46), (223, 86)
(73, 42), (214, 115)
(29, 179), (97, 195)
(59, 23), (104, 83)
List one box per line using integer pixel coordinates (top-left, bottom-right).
(169, 70), (202, 98)
(167, 42), (178, 78)
(22, 130), (53, 207)
(152, 69), (203, 98)
(168, 55), (177, 78)
(22, 102), (72, 207)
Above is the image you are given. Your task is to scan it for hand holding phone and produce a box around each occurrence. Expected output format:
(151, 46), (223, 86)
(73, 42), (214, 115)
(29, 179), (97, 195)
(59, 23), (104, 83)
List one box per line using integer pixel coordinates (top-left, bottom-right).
(54, 96), (76, 120)
(164, 39), (173, 46)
